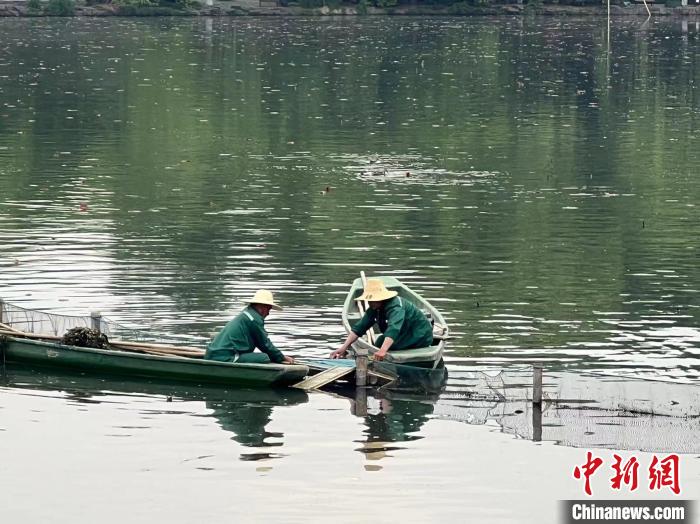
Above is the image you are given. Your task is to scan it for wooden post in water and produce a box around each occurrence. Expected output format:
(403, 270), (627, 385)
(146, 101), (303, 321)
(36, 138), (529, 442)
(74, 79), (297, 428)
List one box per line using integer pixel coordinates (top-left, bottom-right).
(352, 385), (368, 417)
(533, 364), (543, 405)
(90, 311), (102, 334)
(0, 298), (4, 325)
(355, 346), (368, 387)
(532, 402), (542, 442)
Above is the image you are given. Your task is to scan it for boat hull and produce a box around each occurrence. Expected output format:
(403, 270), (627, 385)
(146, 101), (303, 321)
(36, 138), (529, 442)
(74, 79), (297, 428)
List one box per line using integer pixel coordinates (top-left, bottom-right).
(341, 276), (447, 367)
(0, 336), (308, 387)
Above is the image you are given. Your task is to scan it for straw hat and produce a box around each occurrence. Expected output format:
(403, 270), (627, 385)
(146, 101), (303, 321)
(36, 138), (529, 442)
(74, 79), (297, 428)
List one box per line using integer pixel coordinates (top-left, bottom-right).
(356, 279), (397, 302)
(248, 289), (282, 311)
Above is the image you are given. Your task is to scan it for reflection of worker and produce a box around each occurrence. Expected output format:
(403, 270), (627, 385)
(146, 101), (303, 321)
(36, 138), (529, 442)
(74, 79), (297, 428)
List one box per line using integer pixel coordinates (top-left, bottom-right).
(356, 399), (434, 470)
(205, 290), (295, 364)
(207, 400), (277, 447)
(363, 398), (435, 443)
(206, 389), (308, 448)
(331, 279), (433, 361)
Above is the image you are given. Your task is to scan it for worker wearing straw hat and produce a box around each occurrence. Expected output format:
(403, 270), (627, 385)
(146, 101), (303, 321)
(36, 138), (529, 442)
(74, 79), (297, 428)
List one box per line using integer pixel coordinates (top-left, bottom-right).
(331, 279), (433, 362)
(205, 290), (295, 364)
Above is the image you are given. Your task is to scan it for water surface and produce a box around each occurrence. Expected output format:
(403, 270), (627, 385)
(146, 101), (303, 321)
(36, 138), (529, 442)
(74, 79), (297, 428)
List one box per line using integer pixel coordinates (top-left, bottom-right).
(1, 17), (697, 379)
(0, 16), (699, 522)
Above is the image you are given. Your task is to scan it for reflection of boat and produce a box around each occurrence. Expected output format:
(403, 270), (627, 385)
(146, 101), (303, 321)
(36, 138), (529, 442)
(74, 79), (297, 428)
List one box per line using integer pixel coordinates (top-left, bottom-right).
(0, 335), (309, 388)
(341, 276), (447, 367)
(312, 358), (448, 395)
(2, 365), (309, 455)
(1, 364), (310, 404)
(372, 359), (448, 395)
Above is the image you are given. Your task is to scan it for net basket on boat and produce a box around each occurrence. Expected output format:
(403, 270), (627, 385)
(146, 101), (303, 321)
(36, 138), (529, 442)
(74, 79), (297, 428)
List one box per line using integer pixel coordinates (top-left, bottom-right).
(0, 299), (197, 345)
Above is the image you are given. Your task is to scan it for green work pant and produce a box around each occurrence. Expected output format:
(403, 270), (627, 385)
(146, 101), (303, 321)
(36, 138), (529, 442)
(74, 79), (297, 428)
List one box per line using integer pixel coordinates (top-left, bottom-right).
(234, 352), (272, 364)
(374, 334), (433, 351)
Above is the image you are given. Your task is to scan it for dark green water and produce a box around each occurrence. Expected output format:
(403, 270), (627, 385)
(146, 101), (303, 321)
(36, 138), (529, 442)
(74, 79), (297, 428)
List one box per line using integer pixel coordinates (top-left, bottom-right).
(1, 17), (700, 522)
(1, 17), (698, 379)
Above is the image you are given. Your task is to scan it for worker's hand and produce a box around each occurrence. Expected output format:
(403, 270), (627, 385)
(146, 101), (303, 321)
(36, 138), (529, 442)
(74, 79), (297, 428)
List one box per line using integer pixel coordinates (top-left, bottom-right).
(330, 348), (347, 359)
(373, 349), (388, 362)
(283, 355), (296, 365)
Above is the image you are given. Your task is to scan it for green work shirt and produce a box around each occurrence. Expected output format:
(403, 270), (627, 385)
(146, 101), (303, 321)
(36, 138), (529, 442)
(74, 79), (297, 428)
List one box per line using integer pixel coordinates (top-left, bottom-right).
(205, 306), (284, 363)
(352, 296), (433, 350)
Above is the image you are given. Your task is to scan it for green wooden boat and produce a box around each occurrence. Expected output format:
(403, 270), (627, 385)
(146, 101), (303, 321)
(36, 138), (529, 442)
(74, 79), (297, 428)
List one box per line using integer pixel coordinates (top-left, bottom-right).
(0, 335), (309, 387)
(341, 275), (448, 368)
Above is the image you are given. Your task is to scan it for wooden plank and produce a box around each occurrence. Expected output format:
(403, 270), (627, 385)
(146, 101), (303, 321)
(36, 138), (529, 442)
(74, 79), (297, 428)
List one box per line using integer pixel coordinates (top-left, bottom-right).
(0, 328), (61, 340)
(109, 339), (205, 356)
(292, 366), (355, 391)
(0, 322), (24, 334)
(296, 358), (356, 371)
(368, 369), (395, 383)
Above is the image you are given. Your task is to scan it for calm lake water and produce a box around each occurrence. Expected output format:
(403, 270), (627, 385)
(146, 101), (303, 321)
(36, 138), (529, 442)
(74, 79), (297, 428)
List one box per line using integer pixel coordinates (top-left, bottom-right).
(1, 16), (699, 522)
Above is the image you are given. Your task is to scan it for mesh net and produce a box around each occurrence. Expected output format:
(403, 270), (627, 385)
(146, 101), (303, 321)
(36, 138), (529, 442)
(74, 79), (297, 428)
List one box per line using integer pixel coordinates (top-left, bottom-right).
(434, 368), (700, 453)
(0, 299), (192, 345)
(442, 368), (700, 418)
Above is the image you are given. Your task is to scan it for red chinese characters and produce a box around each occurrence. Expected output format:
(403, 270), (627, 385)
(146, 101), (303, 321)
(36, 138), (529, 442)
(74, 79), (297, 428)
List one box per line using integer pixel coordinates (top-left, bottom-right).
(573, 453), (681, 496)
(574, 452), (604, 496)
(611, 454), (639, 491)
(649, 454), (680, 495)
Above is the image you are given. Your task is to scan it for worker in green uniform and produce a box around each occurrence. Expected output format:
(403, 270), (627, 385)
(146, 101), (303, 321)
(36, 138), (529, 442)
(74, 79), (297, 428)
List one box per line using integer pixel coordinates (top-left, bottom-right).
(205, 289), (295, 364)
(330, 279), (434, 361)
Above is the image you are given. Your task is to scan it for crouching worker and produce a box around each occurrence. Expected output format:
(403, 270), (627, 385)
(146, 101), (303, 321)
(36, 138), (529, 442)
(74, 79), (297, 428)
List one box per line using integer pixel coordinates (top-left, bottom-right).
(330, 279), (433, 362)
(205, 290), (295, 365)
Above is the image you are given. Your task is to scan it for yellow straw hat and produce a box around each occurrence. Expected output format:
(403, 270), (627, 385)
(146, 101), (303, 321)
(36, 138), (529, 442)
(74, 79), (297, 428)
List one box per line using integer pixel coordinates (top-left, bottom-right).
(356, 279), (398, 302)
(248, 289), (283, 311)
